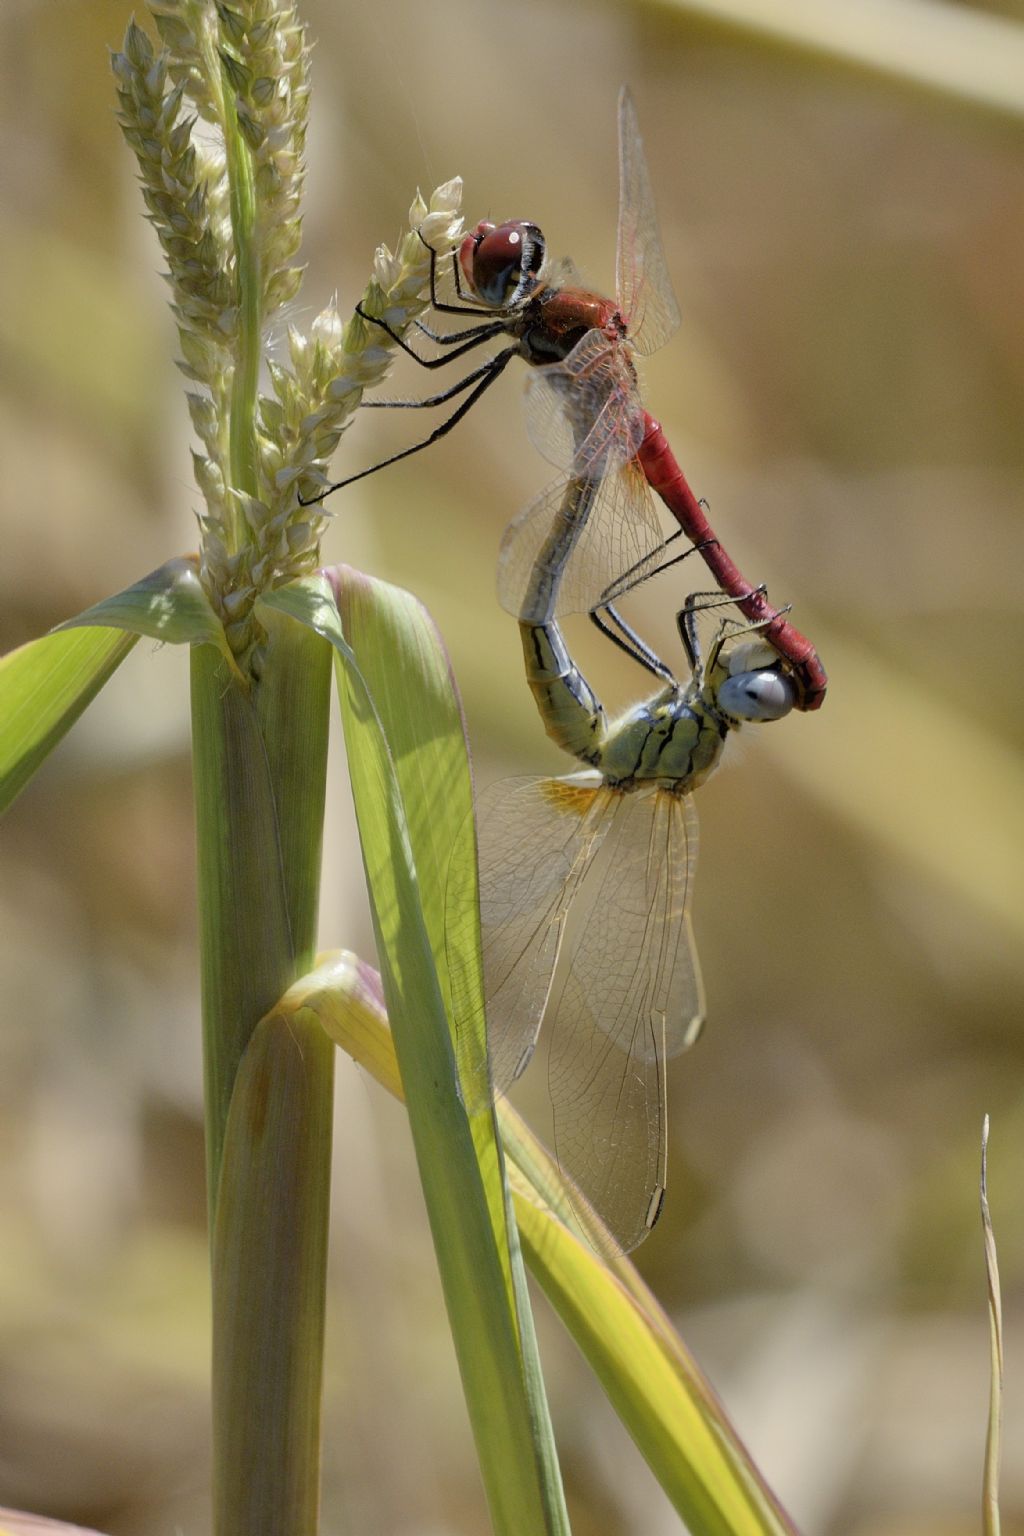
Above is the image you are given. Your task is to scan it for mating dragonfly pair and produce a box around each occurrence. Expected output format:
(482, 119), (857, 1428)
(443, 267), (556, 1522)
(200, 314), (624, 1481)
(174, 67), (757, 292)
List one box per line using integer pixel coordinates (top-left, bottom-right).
(310, 89), (825, 1251)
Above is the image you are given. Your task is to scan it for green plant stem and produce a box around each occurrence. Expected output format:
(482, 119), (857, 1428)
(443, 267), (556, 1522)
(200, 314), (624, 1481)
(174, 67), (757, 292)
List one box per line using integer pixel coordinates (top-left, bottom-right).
(192, 607), (333, 1536)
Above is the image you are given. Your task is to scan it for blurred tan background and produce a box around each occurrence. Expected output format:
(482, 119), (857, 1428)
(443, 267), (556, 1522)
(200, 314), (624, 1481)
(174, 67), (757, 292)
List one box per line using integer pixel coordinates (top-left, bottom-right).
(2, 1), (1023, 1531)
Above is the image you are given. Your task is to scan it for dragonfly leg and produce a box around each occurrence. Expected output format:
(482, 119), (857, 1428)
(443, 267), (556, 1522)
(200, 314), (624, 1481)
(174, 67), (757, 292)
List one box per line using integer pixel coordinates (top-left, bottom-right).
(597, 529), (713, 610)
(412, 316), (509, 347)
(298, 347), (517, 506)
(589, 605), (675, 683)
(361, 350), (517, 412)
(356, 303), (507, 367)
(677, 587), (773, 672)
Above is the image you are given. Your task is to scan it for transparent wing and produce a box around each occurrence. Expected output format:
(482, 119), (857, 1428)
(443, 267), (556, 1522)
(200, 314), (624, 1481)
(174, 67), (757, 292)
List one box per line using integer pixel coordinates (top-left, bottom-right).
(616, 85), (681, 359)
(497, 459), (666, 623)
(447, 776), (614, 1109)
(519, 365), (578, 474)
(546, 788), (703, 1253)
(522, 329), (646, 476)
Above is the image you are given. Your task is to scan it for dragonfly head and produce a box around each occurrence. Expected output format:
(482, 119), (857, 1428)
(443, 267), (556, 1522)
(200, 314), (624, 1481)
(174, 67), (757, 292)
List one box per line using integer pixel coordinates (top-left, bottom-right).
(712, 639), (797, 724)
(459, 219), (547, 310)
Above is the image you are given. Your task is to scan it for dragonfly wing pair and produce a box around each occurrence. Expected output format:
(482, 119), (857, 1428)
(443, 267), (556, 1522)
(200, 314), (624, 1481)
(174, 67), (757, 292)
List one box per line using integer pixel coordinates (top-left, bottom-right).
(459, 777), (602, 1104)
(462, 776), (704, 1253)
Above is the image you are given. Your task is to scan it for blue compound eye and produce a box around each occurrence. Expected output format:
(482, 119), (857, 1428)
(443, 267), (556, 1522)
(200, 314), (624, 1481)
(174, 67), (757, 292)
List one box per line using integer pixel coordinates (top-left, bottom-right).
(717, 669), (796, 722)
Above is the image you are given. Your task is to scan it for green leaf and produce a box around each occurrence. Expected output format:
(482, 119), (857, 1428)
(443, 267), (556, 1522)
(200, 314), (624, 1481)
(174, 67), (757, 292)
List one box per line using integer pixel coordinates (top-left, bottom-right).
(0, 625), (137, 812)
(511, 1189), (798, 1536)
(211, 1006), (334, 1536)
(262, 571), (488, 1075)
(301, 948), (799, 1536)
(61, 554), (239, 673)
(1, 556), (241, 814)
(265, 571), (568, 1536)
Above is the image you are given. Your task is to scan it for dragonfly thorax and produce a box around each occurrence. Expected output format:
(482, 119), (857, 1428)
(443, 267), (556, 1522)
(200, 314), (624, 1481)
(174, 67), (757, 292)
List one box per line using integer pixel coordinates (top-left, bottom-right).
(596, 687), (725, 790)
(517, 287), (625, 368)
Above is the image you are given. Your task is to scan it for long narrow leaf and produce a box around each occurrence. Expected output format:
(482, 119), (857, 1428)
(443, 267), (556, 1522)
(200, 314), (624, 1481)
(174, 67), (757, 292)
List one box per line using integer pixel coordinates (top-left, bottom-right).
(326, 567), (512, 1286)
(212, 1006), (334, 1536)
(1, 554), (241, 814)
(0, 626), (137, 812)
(59, 555), (236, 662)
(511, 1188), (798, 1536)
(297, 949), (799, 1536)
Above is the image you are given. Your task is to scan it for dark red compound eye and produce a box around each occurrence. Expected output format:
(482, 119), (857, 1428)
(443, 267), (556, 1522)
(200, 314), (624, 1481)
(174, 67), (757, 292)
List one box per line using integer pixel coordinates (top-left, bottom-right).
(458, 219), (546, 308)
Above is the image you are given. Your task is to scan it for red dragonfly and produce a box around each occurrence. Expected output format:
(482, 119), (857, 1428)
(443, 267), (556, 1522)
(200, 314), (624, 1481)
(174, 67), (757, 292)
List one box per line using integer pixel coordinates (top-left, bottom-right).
(315, 88), (826, 708)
